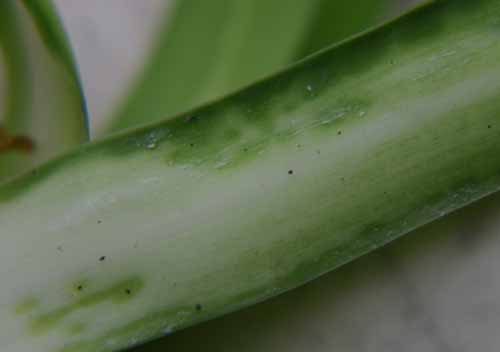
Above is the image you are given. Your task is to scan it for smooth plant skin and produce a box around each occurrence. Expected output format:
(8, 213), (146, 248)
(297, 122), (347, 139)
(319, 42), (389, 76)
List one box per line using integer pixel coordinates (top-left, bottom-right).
(132, 2), (394, 351)
(107, 0), (389, 133)
(142, 194), (498, 352)
(0, 0), (88, 182)
(2, 0), (500, 351)
(21, 0), (85, 77)
(298, 0), (387, 57)
(0, 1), (33, 175)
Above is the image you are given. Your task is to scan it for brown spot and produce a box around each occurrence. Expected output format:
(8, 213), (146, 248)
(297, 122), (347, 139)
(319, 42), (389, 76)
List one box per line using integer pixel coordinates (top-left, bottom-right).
(0, 127), (35, 154)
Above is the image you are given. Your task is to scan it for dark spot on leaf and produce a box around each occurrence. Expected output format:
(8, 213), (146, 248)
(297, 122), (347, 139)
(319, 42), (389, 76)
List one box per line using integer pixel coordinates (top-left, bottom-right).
(99, 256), (106, 262)
(185, 116), (199, 123)
(288, 170), (294, 175)
(77, 285), (83, 291)
(337, 130), (342, 135)
(195, 304), (202, 311)
(0, 127), (36, 154)
(125, 289), (132, 295)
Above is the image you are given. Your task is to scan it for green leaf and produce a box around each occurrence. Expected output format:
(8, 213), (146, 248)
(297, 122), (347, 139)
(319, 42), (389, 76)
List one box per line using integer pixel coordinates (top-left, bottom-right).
(136, 2), (417, 351)
(298, 0), (388, 58)
(21, 0), (84, 78)
(1, 1), (499, 351)
(0, 0), (88, 182)
(150, 195), (484, 351)
(107, 0), (390, 133)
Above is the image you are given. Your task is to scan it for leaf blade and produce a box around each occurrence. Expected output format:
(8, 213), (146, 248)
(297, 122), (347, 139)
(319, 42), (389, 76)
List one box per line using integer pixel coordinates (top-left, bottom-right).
(107, 0), (390, 134)
(0, 0), (88, 182)
(1, 2), (500, 351)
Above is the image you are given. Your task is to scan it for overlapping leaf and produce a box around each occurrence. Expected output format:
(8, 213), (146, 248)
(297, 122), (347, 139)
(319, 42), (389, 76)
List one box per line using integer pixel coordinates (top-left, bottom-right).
(0, 0), (88, 182)
(107, 0), (389, 133)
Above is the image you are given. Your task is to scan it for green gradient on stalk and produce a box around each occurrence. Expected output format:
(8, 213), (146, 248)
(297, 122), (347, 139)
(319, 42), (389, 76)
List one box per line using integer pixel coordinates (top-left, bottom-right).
(107, 0), (390, 133)
(0, 2), (500, 351)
